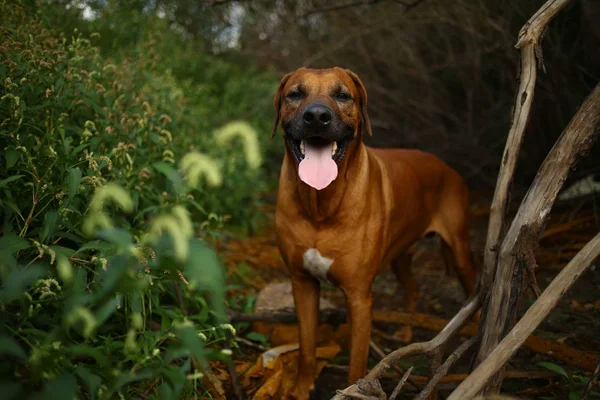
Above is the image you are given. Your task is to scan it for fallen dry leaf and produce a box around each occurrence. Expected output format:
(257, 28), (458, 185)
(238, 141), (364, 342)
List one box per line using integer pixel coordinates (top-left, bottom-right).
(203, 371), (226, 399)
(242, 342), (342, 399)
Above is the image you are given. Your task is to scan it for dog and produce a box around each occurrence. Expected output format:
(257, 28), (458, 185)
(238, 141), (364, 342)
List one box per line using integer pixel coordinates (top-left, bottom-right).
(272, 67), (477, 399)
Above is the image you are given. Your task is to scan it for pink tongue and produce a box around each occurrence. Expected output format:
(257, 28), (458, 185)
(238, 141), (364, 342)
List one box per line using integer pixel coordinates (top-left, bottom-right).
(298, 141), (338, 190)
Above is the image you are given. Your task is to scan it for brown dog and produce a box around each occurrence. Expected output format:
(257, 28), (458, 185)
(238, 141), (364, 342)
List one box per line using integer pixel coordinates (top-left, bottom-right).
(272, 67), (477, 399)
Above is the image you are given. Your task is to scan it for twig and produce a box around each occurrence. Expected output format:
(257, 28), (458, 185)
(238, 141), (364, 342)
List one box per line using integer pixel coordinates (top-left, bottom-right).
(331, 294), (481, 399)
(390, 367), (414, 400)
(413, 337), (477, 400)
(224, 331), (244, 400)
(235, 337), (267, 352)
(449, 232), (600, 399)
(582, 360), (600, 400)
(367, 295), (480, 381)
(173, 282), (187, 316)
(369, 340), (420, 391)
(231, 308), (600, 371)
(335, 390), (378, 400)
(303, 0), (383, 17)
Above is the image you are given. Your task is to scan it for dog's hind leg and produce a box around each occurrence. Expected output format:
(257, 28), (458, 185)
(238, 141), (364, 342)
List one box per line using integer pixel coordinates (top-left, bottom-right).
(439, 228), (476, 297)
(390, 251), (419, 342)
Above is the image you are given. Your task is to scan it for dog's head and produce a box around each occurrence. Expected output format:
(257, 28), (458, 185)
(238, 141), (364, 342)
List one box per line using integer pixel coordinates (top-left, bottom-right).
(271, 67), (372, 190)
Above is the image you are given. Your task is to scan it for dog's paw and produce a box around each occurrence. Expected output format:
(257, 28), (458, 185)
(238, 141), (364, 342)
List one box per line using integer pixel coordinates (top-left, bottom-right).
(393, 325), (413, 343)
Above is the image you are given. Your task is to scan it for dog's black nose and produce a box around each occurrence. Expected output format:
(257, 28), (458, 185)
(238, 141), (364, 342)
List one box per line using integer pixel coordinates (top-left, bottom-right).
(303, 104), (332, 127)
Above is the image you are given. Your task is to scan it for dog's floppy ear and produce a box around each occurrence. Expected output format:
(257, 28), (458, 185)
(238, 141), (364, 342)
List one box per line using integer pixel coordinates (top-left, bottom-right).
(271, 71), (294, 139)
(345, 69), (373, 137)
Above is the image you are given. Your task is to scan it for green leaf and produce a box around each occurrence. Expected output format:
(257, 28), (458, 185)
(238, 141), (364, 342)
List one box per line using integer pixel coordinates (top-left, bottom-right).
(569, 392), (581, 400)
(77, 240), (114, 253)
(112, 370), (154, 392)
(42, 374), (77, 400)
(65, 345), (110, 368)
(245, 331), (268, 344)
(95, 228), (132, 248)
(0, 175), (24, 189)
(175, 324), (206, 366)
(158, 381), (174, 400)
(184, 240), (225, 322)
(94, 295), (122, 326)
(76, 366), (102, 400)
(92, 255), (128, 299)
(0, 265), (45, 302)
(67, 167), (82, 203)
(5, 149), (19, 169)
(538, 361), (569, 379)
(0, 233), (29, 254)
(40, 210), (59, 243)
(152, 162), (184, 191)
(0, 335), (27, 361)
(49, 245), (76, 259)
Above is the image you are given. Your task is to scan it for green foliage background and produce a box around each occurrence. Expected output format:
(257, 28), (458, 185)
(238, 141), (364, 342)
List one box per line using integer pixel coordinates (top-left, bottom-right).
(0, 1), (278, 398)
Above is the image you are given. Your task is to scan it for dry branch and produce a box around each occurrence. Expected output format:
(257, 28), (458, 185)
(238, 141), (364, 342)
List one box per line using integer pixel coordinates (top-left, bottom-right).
(330, 294), (481, 399)
(234, 308), (600, 371)
(476, 0), (575, 381)
(479, 0), (573, 292)
(369, 341), (420, 391)
(390, 367), (413, 400)
(413, 336), (477, 400)
(475, 81), (600, 393)
(448, 232), (600, 399)
(582, 361), (600, 400)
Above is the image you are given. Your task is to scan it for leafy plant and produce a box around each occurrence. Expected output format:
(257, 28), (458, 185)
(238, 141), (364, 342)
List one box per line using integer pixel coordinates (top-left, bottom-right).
(538, 362), (600, 400)
(0, 2), (272, 398)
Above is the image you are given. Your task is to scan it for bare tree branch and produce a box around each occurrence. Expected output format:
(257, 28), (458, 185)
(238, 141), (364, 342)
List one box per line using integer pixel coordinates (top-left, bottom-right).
(479, 0), (574, 294)
(582, 360), (600, 400)
(330, 294), (481, 399)
(303, 0), (383, 17)
(475, 80), (600, 393)
(390, 367), (414, 400)
(449, 231), (600, 399)
(413, 337), (477, 400)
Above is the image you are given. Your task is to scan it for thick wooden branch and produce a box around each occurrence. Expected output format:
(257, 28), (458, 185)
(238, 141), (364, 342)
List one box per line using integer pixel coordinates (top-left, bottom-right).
(480, 0), (573, 292)
(448, 232), (600, 400)
(475, 82), (600, 393)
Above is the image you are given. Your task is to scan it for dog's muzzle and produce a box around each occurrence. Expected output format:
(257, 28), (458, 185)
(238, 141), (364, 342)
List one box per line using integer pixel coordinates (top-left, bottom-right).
(284, 103), (353, 190)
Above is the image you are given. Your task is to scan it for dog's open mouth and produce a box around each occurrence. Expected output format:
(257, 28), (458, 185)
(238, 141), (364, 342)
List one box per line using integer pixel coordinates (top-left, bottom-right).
(289, 136), (350, 190)
(290, 136), (350, 164)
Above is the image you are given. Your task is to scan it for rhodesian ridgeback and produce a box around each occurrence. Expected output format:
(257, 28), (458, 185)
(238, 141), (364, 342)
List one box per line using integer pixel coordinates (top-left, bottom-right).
(272, 67), (477, 399)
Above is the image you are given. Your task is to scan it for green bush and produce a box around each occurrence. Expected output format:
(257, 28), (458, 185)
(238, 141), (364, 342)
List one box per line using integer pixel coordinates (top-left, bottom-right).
(0, 2), (273, 398)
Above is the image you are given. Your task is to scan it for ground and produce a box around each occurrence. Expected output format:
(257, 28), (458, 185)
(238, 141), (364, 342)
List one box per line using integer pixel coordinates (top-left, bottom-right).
(216, 191), (600, 399)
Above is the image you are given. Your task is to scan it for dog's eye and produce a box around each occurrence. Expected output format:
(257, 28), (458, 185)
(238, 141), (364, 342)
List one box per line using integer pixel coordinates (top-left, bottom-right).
(335, 92), (352, 102)
(286, 91), (303, 100)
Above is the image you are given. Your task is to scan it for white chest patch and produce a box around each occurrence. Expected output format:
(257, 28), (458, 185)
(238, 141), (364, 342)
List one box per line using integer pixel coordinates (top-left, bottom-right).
(303, 248), (333, 283)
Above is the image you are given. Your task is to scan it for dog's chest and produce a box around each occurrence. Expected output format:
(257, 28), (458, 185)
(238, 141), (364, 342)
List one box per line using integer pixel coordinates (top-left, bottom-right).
(302, 248), (333, 284)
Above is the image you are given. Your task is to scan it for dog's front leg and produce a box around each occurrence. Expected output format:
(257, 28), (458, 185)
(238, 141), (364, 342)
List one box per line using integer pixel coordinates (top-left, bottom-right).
(290, 274), (320, 399)
(346, 287), (373, 384)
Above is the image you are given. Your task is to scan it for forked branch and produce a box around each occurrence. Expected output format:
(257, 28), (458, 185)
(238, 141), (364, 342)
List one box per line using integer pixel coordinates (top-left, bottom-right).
(475, 81), (600, 393)
(449, 232), (600, 399)
(330, 294), (481, 399)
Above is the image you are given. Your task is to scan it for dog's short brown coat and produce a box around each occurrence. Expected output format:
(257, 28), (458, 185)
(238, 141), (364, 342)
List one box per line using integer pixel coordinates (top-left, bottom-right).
(273, 67), (477, 399)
